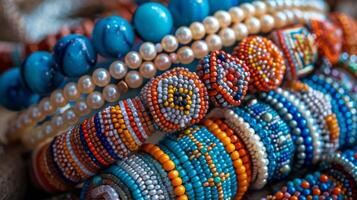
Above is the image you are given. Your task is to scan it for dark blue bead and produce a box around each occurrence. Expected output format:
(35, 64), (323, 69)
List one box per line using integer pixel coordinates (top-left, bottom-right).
(92, 16), (134, 58)
(0, 67), (39, 111)
(22, 51), (63, 95)
(54, 34), (96, 77)
(169, 0), (209, 27)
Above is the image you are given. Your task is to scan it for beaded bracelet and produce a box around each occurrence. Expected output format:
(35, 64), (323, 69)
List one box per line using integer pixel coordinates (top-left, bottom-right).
(243, 98), (294, 180)
(287, 82), (340, 154)
(223, 107), (270, 189)
(258, 90), (316, 169)
(303, 74), (357, 148)
(9, 1), (328, 143)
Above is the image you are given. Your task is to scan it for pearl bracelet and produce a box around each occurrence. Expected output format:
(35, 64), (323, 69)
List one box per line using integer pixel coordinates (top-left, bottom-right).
(9, 0), (327, 147)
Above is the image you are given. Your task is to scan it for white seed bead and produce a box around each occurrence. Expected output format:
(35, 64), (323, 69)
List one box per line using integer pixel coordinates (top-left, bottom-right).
(78, 75), (95, 94)
(252, 1), (267, 17)
(245, 17), (261, 34)
(154, 53), (172, 71)
(63, 82), (80, 101)
(39, 97), (54, 115)
(50, 89), (67, 107)
(125, 71), (143, 89)
(274, 12), (287, 28)
(87, 91), (104, 109)
(161, 35), (178, 52)
(203, 16), (220, 34)
(125, 51), (142, 69)
(190, 22), (206, 40)
(93, 68), (111, 87)
(214, 11), (232, 28)
(139, 61), (157, 79)
(64, 109), (78, 125)
(232, 23), (248, 41)
(229, 7), (245, 23)
(175, 27), (193, 45)
(74, 100), (90, 116)
(241, 3), (256, 19)
(192, 40), (209, 59)
(260, 14), (275, 33)
(206, 34), (222, 51)
(103, 84), (121, 103)
(109, 61), (127, 80)
(177, 46), (195, 64)
(219, 28), (236, 47)
(140, 42), (157, 61)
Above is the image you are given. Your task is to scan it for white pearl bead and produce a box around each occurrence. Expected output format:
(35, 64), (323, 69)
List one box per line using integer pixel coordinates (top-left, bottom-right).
(109, 61), (127, 80)
(252, 1), (267, 17)
(203, 16), (220, 34)
(125, 71), (143, 89)
(74, 100), (90, 116)
(260, 14), (275, 33)
(87, 91), (104, 109)
(155, 43), (163, 53)
(93, 68), (111, 87)
(266, 1), (277, 13)
(161, 35), (178, 52)
(232, 23), (248, 40)
(219, 28), (236, 47)
(175, 27), (193, 45)
(154, 53), (171, 71)
(50, 89), (68, 107)
(214, 11), (232, 28)
(189, 22), (206, 40)
(64, 109), (78, 125)
(139, 42), (157, 61)
(274, 12), (287, 28)
(169, 53), (179, 64)
(51, 115), (65, 129)
(30, 106), (43, 121)
(245, 17), (261, 34)
(63, 82), (80, 101)
(78, 75), (95, 94)
(191, 40), (209, 59)
(139, 61), (157, 79)
(241, 3), (256, 19)
(205, 34), (222, 51)
(103, 84), (121, 103)
(229, 7), (245, 23)
(39, 97), (54, 115)
(125, 51), (142, 69)
(43, 122), (53, 136)
(284, 10), (295, 25)
(177, 47), (194, 64)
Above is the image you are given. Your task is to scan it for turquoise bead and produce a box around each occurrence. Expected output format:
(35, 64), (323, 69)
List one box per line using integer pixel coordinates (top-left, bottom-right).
(92, 16), (134, 58)
(208, 0), (238, 13)
(54, 34), (97, 77)
(22, 51), (64, 95)
(168, 0), (210, 27)
(134, 3), (173, 42)
(0, 68), (39, 111)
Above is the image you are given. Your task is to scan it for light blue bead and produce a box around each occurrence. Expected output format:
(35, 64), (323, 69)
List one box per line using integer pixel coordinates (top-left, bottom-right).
(0, 68), (39, 111)
(92, 16), (134, 58)
(22, 51), (64, 95)
(54, 34), (97, 77)
(208, 0), (238, 13)
(134, 3), (173, 42)
(168, 0), (210, 27)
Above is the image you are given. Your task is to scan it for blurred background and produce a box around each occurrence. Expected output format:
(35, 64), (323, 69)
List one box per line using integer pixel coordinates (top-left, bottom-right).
(0, 0), (355, 199)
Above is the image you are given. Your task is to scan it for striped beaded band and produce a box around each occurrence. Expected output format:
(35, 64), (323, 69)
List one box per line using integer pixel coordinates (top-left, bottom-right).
(196, 50), (250, 107)
(234, 36), (286, 92)
(270, 25), (317, 80)
(140, 67), (209, 132)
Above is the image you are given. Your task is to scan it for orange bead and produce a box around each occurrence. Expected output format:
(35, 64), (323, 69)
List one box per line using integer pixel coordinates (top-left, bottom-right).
(301, 181), (310, 189)
(174, 185), (186, 195)
(320, 174), (329, 183)
(177, 195), (188, 200)
(163, 161), (175, 171)
(313, 188), (321, 195)
(172, 177), (183, 186)
(289, 196), (298, 200)
(274, 191), (284, 200)
(333, 187), (341, 195)
(168, 170), (179, 179)
(226, 144), (236, 153)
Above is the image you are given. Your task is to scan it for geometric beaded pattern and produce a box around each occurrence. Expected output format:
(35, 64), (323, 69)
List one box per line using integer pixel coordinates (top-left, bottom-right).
(270, 26), (317, 80)
(197, 50), (250, 108)
(141, 67), (209, 132)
